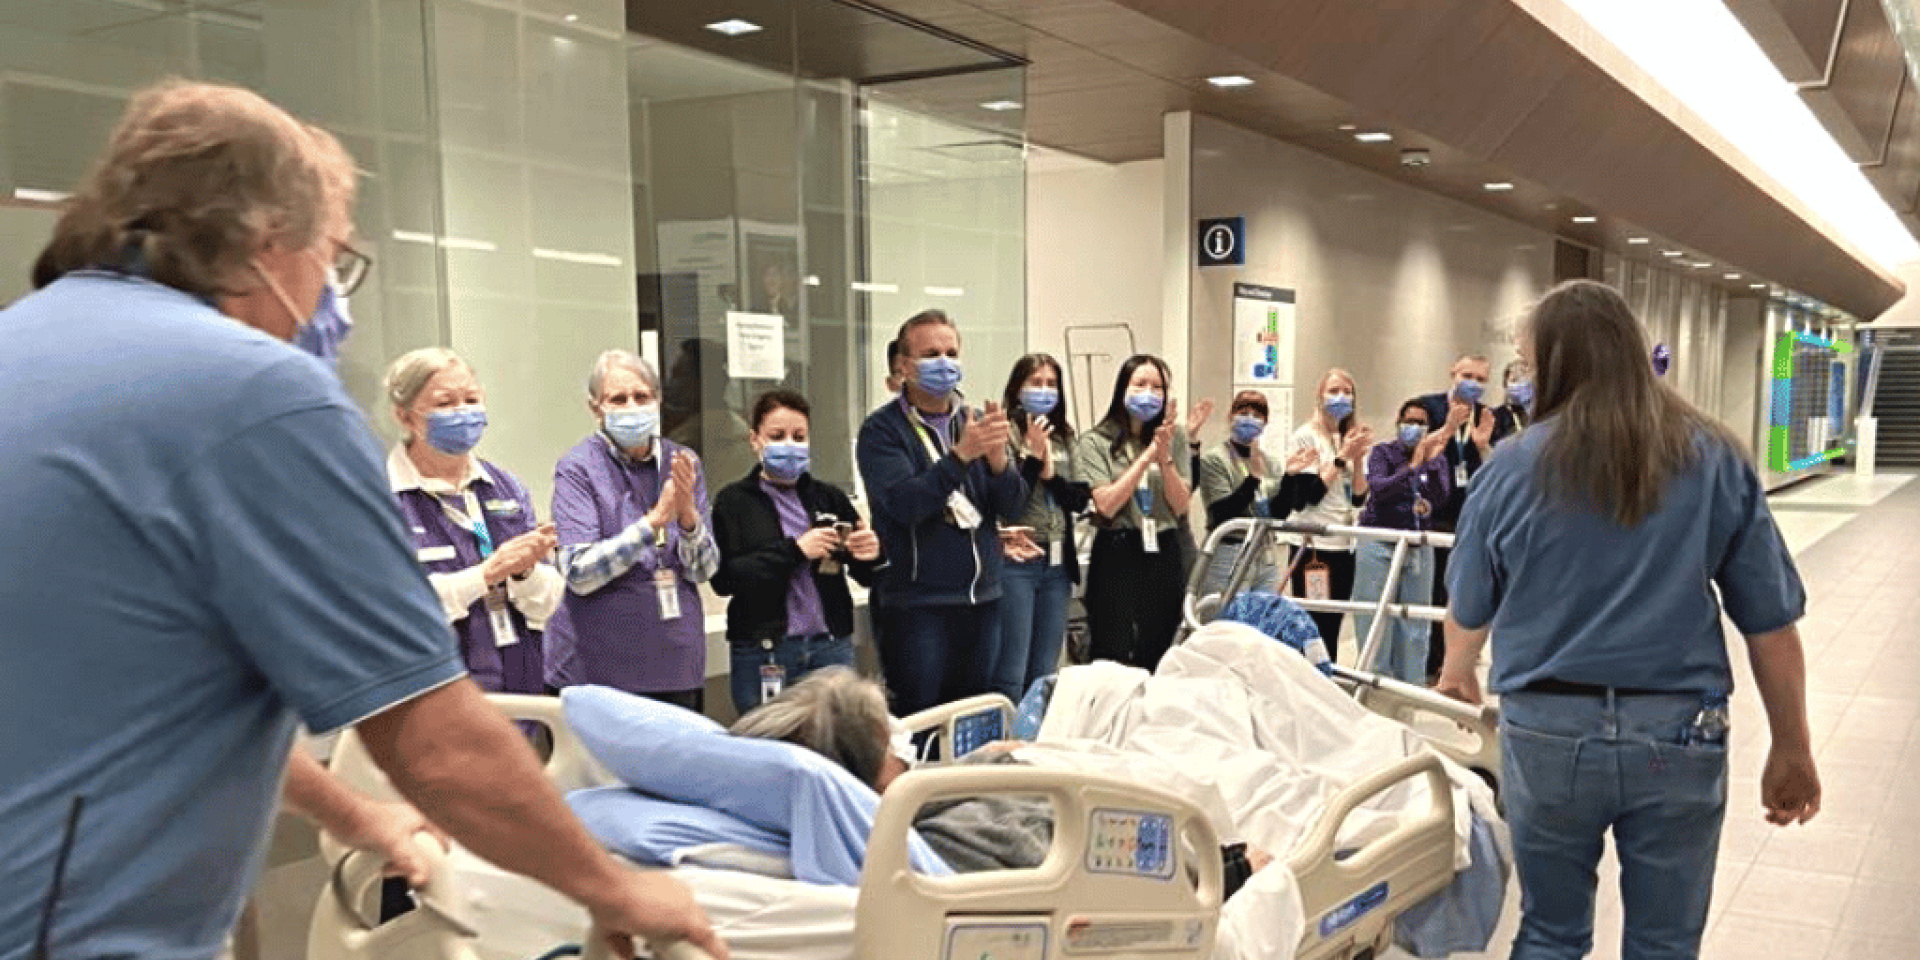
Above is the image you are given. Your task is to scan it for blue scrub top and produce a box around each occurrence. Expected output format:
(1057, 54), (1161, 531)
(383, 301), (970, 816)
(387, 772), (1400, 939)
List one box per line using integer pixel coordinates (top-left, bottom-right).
(0, 274), (465, 960)
(1447, 421), (1804, 695)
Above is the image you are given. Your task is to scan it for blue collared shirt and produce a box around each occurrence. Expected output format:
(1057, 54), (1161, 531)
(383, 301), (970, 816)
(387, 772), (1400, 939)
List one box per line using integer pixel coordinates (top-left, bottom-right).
(1448, 422), (1804, 695)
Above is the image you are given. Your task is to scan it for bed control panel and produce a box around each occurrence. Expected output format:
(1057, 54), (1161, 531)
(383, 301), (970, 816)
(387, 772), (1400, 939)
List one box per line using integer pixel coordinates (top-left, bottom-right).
(950, 708), (1004, 758)
(1084, 809), (1174, 879)
(944, 918), (1048, 960)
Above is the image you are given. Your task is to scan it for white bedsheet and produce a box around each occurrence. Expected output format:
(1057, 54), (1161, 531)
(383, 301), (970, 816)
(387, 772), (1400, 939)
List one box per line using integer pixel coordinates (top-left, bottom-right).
(1034, 621), (1500, 960)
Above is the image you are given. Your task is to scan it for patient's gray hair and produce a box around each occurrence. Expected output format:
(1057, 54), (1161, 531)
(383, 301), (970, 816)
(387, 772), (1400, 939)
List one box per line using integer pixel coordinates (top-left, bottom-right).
(730, 667), (891, 789)
(586, 349), (658, 401)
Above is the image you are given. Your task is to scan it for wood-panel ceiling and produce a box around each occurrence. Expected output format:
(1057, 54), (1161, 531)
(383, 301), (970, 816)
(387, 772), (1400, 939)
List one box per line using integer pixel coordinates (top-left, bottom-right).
(865, 0), (1902, 316)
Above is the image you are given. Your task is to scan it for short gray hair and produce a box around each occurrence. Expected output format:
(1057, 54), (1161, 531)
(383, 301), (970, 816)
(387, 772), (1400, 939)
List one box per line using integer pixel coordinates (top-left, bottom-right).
(730, 667), (891, 789)
(383, 347), (469, 441)
(586, 349), (658, 401)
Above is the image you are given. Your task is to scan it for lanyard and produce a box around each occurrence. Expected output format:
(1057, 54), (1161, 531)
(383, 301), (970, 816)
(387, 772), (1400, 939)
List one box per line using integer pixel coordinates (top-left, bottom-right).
(1132, 441), (1156, 515)
(433, 489), (494, 559)
(898, 395), (956, 463)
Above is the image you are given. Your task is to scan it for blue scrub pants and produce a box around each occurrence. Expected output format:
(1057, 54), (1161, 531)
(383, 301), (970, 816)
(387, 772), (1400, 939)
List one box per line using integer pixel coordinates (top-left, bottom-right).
(991, 555), (1074, 702)
(1501, 690), (1728, 960)
(728, 633), (856, 716)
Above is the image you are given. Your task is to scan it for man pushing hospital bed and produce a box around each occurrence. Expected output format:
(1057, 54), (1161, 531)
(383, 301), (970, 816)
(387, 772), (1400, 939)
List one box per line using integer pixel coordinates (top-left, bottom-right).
(312, 620), (1506, 960)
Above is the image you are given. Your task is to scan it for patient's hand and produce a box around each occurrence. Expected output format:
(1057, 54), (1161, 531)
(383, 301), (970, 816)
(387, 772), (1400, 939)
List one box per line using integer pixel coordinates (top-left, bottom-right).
(1246, 845), (1273, 874)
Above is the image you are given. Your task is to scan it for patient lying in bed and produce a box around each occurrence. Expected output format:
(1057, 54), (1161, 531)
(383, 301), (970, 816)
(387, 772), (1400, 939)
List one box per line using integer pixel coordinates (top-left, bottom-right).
(729, 666), (1272, 897)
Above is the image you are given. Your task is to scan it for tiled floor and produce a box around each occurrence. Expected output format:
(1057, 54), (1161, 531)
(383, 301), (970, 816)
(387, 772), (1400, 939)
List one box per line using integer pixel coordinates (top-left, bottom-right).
(1391, 470), (1920, 960)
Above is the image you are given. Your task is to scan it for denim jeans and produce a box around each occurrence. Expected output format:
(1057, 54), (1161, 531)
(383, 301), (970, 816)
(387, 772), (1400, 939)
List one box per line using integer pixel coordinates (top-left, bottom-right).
(992, 556), (1074, 701)
(881, 603), (998, 715)
(728, 633), (856, 716)
(1196, 532), (1280, 605)
(1351, 538), (1434, 682)
(1501, 691), (1729, 960)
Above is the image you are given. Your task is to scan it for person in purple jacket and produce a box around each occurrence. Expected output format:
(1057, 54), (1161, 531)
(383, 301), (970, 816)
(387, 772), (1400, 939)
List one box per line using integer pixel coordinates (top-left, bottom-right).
(382, 347), (563, 694)
(1351, 399), (1453, 683)
(549, 349), (720, 712)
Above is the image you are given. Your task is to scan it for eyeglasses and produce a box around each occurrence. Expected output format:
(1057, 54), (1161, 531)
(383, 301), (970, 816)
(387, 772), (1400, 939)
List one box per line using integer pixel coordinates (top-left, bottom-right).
(332, 241), (372, 296)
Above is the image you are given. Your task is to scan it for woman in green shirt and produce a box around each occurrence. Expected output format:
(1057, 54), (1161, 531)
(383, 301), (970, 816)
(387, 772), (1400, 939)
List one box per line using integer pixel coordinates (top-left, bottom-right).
(1074, 354), (1192, 669)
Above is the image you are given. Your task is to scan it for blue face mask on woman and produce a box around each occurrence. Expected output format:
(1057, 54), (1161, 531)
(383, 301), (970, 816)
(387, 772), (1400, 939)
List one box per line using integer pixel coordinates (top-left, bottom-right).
(604, 404), (660, 451)
(760, 441), (809, 482)
(1018, 386), (1059, 416)
(1324, 393), (1354, 421)
(1125, 388), (1164, 422)
(1231, 415), (1264, 445)
(915, 356), (963, 398)
(424, 406), (487, 455)
(1508, 381), (1534, 408)
(1398, 422), (1426, 448)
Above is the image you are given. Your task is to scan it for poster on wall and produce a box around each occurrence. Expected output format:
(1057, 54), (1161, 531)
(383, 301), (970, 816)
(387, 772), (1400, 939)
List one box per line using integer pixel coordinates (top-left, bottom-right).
(726, 311), (786, 380)
(655, 219), (738, 324)
(1233, 282), (1295, 384)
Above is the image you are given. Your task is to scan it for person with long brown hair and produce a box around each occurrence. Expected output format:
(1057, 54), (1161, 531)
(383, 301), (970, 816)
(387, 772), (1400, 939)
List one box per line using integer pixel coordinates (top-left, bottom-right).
(1438, 280), (1818, 960)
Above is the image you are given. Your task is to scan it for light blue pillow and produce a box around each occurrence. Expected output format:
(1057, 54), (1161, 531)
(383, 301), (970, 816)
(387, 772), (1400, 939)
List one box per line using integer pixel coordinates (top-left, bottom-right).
(561, 685), (952, 883)
(567, 787), (790, 874)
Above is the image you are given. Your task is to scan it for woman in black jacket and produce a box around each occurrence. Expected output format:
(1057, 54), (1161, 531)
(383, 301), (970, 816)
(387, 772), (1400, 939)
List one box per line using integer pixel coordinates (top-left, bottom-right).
(712, 389), (885, 715)
(991, 353), (1094, 700)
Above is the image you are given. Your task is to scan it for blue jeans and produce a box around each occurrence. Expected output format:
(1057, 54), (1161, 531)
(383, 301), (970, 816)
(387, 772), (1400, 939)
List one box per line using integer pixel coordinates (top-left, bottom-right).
(1351, 539), (1434, 682)
(1501, 691), (1729, 960)
(728, 633), (856, 716)
(992, 557), (1074, 701)
(881, 603), (998, 715)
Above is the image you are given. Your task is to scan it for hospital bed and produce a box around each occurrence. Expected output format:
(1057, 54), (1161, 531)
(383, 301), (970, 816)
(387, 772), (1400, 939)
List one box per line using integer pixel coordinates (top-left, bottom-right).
(1182, 517), (1502, 791)
(309, 692), (1230, 960)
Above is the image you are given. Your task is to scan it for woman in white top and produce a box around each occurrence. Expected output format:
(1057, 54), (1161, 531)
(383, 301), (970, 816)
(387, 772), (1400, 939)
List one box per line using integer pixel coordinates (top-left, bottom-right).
(1286, 368), (1374, 658)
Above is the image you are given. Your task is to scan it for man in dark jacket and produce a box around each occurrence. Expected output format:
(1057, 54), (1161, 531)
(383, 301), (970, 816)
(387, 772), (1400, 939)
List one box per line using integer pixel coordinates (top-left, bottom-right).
(856, 309), (1027, 713)
(1414, 353), (1512, 680)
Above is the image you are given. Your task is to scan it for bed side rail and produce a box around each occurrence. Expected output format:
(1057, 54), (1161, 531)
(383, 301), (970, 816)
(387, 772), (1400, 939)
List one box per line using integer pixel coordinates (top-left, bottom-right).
(899, 693), (1016, 762)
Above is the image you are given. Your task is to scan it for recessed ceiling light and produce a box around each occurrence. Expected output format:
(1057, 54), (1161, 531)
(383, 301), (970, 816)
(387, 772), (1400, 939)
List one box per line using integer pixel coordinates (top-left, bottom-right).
(1749, 283), (1766, 290)
(1627, 236), (1650, 244)
(980, 100), (1022, 112)
(1571, 215), (1598, 224)
(705, 18), (762, 36)
(1723, 272), (1741, 280)
(1207, 75), (1255, 88)
(1662, 249), (1685, 257)
(1689, 261), (1711, 269)
(1337, 123), (1358, 131)
(11, 187), (68, 203)
(1353, 131), (1393, 143)
(850, 281), (898, 294)
(924, 286), (966, 297)
(1483, 182), (1515, 192)
(564, 13), (578, 22)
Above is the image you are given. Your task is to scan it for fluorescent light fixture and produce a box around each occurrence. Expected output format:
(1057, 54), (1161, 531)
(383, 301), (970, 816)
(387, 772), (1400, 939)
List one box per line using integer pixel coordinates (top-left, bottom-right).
(1750, 283), (1767, 289)
(1571, 215), (1598, 224)
(1482, 182), (1515, 192)
(1561, 0), (1920, 272)
(924, 286), (966, 297)
(1337, 123), (1358, 131)
(533, 247), (622, 267)
(1627, 236), (1651, 244)
(980, 100), (1023, 112)
(705, 18), (762, 36)
(850, 281), (899, 294)
(1689, 261), (1712, 269)
(1661, 249), (1685, 257)
(564, 13), (578, 22)
(1353, 131), (1393, 143)
(1207, 75), (1255, 88)
(390, 230), (497, 252)
(1723, 272), (1741, 280)
(12, 187), (68, 203)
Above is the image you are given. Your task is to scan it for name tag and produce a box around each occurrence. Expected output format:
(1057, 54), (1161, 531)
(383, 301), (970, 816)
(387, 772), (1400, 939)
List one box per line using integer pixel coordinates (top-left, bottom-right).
(948, 490), (983, 530)
(1455, 462), (1469, 489)
(483, 499), (521, 515)
(655, 568), (682, 620)
(486, 585), (518, 647)
(417, 545), (457, 563)
(1049, 540), (1063, 567)
(1142, 518), (1160, 552)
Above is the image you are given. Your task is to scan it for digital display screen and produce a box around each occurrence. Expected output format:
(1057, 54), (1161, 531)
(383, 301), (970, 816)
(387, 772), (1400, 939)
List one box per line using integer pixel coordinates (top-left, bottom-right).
(951, 709), (1004, 757)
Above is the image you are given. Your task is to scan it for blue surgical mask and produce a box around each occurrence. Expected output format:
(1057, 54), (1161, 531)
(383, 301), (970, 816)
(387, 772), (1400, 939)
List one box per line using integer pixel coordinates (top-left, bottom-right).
(604, 403), (660, 451)
(1453, 378), (1485, 404)
(914, 356), (963, 398)
(293, 279), (353, 364)
(1398, 423), (1426, 448)
(1124, 389), (1164, 422)
(1231, 415), (1264, 446)
(1323, 394), (1354, 420)
(424, 405), (488, 455)
(1508, 381), (1534, 408)
(1018, 386), (1059, 416)
(760, 441), (810, 482)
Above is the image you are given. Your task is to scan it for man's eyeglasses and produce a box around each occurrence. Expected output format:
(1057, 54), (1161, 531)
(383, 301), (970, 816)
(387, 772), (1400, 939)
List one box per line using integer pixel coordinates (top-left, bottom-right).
(333, 242), (373, 296)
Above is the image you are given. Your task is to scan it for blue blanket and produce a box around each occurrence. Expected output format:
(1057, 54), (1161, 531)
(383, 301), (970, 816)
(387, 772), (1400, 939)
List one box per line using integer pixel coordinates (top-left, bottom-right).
(561, 686), (953, 884)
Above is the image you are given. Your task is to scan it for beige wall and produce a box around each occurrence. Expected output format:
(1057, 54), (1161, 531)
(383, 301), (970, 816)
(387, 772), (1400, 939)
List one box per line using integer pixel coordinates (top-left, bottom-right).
(1177, 113), (1550, 439)
(1871, 261), (1920, 327)
(1026, 158), (1166, 429)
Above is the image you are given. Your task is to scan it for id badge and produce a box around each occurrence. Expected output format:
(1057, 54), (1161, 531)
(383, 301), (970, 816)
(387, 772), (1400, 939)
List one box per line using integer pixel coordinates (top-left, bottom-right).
(654, 568), (681, 620)
(1304, 561), (1331, 602)
(948, 490), (983, 529)
(1048, 540), (1063, 567)
(759, 662), (786, 704)
(1142, 518), (1160, 553)
(485, 584), (518, 647)
(1455, 461), (1469, 489)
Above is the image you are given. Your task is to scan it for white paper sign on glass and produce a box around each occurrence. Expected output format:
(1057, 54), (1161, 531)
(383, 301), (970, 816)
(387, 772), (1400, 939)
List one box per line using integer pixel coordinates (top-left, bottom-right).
(726, 310), (786, 379)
